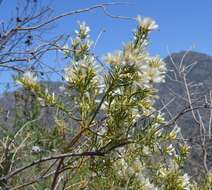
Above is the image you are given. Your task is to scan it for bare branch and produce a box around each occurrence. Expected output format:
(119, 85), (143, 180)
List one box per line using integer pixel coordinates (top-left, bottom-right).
(15, 3), (134, 32)
(0, 151), (104, 182)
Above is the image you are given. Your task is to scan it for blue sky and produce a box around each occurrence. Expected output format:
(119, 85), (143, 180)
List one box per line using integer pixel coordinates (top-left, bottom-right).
(51, 0), (212, 58)
(0, 0), (212, 91)
(1, 0), (212, 58)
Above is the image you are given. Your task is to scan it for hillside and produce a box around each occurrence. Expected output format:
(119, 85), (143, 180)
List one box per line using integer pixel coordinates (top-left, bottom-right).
(158, 51), (212, 179)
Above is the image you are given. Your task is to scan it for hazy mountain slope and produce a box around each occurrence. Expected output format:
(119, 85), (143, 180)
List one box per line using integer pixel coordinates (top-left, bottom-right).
(158, 51), (212, 179)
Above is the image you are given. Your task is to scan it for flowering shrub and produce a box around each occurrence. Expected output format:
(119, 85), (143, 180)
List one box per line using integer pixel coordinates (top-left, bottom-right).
(1, 16), (211, 190)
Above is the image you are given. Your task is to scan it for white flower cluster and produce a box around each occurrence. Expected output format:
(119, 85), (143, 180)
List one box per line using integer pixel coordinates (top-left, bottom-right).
(105, 50), (166, 89)
(75, 21), (90, 38)
(64, 55), (99, 83)
(64, 21), (104, 88)
(169, 125), (181, 139)
(18, 71), (38, 86)
(31, 145), (41, 154)
(166, 144), (176, 156)
(137, 16), (158, 31)
(182, 173), (190, 189)
(115, 157), (159, 189)
(64, 64), (76, 83)
(138, 56), (166, 86)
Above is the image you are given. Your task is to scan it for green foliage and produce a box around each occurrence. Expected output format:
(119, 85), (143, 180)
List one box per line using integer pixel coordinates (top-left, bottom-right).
(0, 18), (211, 190)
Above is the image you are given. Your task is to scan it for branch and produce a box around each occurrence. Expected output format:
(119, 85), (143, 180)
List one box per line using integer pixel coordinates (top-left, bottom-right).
(160, 104), (212, 130)
(16, 2), (134, 31)
(0, 2), (133, 52)
(0, 151), (104, 182)
(50, 158), (64, 190)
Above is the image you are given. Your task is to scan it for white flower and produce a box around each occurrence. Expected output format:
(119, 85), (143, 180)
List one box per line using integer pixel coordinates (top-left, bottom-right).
(138, 56), (166, 85)
(80, 21), (90, 33)
(166, 144), (176, 156)
(173, 126), (181, 134)
(97, 126), (107, 136)
(98, 84), (105, 94)
(64, 65), (75, 82)
(61, 44), (69, 54)
(137, 16), (158, 31)
(136, 172), (146, 183)
(169, 126), (181, 139)
(131, 158), (142, 173)
(143, 146), (150, 155)
(75, 21), (90, 37)
(19, 71), (37, 85)
(105, 51), (122, 65)
(144, 179), (157, 190)
(44, 88), (49, 95)
(167, 157), (178, 170)
(31, 146), (41, 154)
(63, 44), (69, 49)
(37, 97), (45, 106)
(116, 158), (129, 177)
(52, 92), (55, 101)
(95, 99), (101, 104)
(182, 173), (190, 189)
(113, 88), (121, 95)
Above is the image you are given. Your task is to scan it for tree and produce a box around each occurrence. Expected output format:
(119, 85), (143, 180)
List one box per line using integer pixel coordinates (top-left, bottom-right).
(0, 0), (131, 84)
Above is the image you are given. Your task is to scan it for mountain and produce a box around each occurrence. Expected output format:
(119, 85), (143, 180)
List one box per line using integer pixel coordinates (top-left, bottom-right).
(158, 51), (212, 179)
(0, 82), (68, 135)
(158, 51), (212, 134)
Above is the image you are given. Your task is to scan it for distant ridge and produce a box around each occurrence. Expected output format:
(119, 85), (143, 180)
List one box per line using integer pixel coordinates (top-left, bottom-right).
(158, 50), (212, 179)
